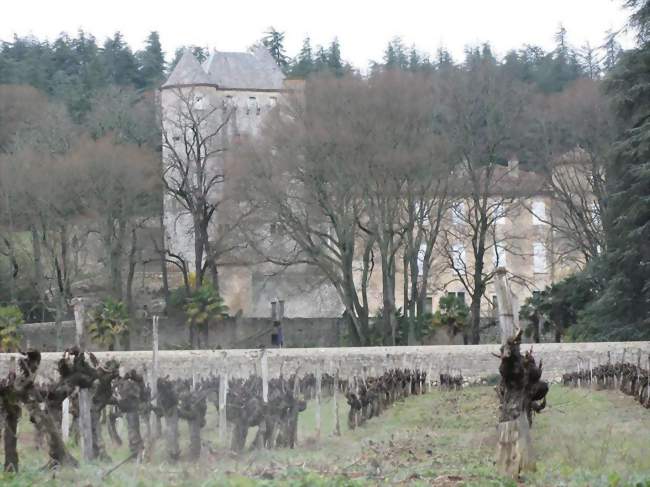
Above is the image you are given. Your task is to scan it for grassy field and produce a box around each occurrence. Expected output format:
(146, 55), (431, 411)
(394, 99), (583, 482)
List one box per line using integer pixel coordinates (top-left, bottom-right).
(1, 385), (649, 486)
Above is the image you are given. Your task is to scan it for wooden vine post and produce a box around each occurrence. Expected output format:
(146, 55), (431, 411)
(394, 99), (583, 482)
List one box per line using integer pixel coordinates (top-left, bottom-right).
(72, 297), (94, 462)
(151, 315), (161, 438)
(61, 398), (71, 442)
(218, 370), (228, 446)
(333, 367), (341, 436)
(315, 362), (322, 440)
(494, 268), (548, 479)
(261, 351), (268, 403)
(646, 354), (650, 405)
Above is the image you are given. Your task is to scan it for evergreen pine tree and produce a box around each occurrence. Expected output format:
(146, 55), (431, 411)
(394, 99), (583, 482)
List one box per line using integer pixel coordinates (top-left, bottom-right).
(289, 36), (314, 78)
(313, 44), (329, 72)
(170, 45), (208, 72)
(383, 37), (408, 70)
(100, 32), (138, 86)
(327, 38), (345, 76)
(261, 27), (289, 71)
(584, 0), (650, 339)
(602, 30), (623, 72)
(408, 47), (421, 72)
(578, 42), (602, 80)
(435, 46), (454, 69)
(137, 31), (165, 89)
(535, 25), (583, 92)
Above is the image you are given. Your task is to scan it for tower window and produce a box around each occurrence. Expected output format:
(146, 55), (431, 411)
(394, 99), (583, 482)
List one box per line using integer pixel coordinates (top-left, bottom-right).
(532, 200), (546, 225)
(533, 242), (546, 273)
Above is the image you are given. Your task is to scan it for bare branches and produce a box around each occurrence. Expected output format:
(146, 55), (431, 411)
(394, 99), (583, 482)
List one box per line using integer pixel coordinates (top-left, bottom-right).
(161, 87), (237, 291)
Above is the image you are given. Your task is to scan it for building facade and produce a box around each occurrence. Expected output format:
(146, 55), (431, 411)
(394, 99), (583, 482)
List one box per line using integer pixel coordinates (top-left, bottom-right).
(161, 50), (584, 322)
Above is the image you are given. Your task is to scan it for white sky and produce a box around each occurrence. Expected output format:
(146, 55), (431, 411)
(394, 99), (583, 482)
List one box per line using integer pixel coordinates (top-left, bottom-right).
(2, 0), (634, 69)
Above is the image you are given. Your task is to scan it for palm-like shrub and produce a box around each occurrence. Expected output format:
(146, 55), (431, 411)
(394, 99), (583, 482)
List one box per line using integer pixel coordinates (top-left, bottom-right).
(184, 284), (228, 348)
(431, 294), (469, 342)
(0, 305), (23, 352)
(88, 298), (129, 350)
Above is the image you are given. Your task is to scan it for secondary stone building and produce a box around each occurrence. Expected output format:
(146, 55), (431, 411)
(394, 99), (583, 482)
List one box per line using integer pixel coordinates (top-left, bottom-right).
(161, 50), (586, 325)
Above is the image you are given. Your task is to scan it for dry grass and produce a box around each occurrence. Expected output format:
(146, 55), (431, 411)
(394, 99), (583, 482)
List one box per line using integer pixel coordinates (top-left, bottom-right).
(1, 385), (649, 486)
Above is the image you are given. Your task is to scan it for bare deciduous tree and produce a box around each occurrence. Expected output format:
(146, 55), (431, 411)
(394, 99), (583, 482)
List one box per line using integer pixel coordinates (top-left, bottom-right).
(242, 75), (374, 345)
(161, 88), (234, 293)
(244, 71), (452, 345)
(532, 79), (615, 266)
(432, 61), (534, 344)
(71, 135), (159, 309)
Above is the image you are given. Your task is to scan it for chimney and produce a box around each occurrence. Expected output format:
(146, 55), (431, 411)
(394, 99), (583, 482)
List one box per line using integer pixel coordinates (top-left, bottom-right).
(507, 157), (519, 178)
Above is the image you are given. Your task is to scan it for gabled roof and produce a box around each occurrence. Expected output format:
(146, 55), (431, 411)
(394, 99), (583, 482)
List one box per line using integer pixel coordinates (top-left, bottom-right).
(162, 46), (285, 91)
(162, 49), (211, 88)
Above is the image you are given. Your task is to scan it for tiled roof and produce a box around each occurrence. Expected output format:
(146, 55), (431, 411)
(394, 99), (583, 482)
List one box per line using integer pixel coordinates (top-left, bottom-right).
(162, 49), (211, 87)
(163, 46), (284, 90)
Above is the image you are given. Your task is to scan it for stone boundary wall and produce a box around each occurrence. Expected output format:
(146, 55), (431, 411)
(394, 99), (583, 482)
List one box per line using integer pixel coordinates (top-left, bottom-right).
(2, 342), (648, 385)
(17, 316), (343, 351)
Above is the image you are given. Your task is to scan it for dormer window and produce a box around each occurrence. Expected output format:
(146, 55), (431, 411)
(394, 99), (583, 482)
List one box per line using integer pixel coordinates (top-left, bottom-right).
(223, 95), (234, 109)
(194, 95), (208, 110)
(247, 96), (259, 115)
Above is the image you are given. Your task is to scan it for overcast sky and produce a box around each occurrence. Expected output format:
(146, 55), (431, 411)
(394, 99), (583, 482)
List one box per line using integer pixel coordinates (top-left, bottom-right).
(2, 0), (634, 69)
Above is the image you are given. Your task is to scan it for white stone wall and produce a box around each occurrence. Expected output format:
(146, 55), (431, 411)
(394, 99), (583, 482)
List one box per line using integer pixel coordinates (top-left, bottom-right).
(161, 85), (282, 280)
(4, 341), (648, 385)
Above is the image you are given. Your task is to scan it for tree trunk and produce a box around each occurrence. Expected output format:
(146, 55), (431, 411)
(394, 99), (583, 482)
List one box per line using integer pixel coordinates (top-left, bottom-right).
(106, 217), (126, 301)
(495, 270), (548, 479)
(62, 227), (73, 299)
(3, 401), (20, 472)
(124, 226), (139, 351)
(470, 294), (482, 344)
(202, 324), (209, 350)
(189, 321), (197, 349)
(91, 407), (110, 461)
(55, 292), (66, 352)
(158, 211), (170, 308)
(165, 410), (180, 462)
(231, 420), (248, 452)
(188, 419), (201, 460)
(125, 412), (144, 458)
(381, 252), (397, 345)
(193, 221), (204, 287)
(404, 251), (416, 346)
(23, 398), (78, 468)
(30, 225), (46, 320)
(496, 415), (534, 477)
(107, 407), (123, 446)
(126, 226), (137, 314)
(1, 236), (18, 303)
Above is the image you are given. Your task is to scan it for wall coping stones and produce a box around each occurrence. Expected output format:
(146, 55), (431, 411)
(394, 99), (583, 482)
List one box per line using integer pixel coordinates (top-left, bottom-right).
(2, 341), (648, 384)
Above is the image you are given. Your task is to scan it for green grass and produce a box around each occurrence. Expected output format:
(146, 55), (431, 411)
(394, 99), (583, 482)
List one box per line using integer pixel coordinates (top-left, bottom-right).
(2, 386), (650, 486)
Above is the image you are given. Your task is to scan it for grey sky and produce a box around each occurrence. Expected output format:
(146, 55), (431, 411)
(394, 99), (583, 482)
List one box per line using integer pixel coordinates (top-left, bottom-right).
(2, 0), (634, 68)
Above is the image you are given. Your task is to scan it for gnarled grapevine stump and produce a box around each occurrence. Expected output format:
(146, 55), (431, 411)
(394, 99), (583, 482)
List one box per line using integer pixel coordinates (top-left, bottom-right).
(496, 330), (548, 477)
